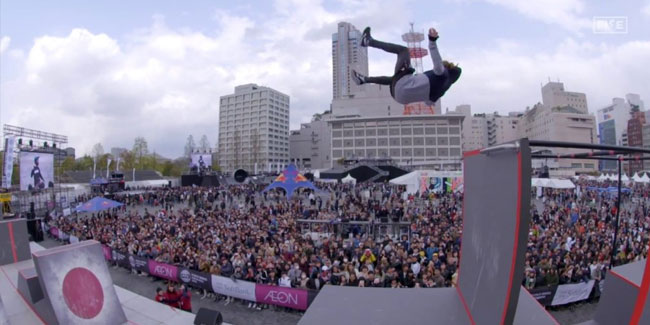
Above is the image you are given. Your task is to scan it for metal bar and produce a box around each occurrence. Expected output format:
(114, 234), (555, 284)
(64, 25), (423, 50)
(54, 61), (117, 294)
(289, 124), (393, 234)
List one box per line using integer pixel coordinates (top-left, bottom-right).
(529, 140), (650, 155)
(611, 159), (622, 269)
(531, 155), (650, 161)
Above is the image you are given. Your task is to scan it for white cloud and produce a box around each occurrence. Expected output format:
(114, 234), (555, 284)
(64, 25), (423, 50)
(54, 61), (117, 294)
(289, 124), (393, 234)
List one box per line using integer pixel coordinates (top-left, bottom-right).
(643, 2), (650, 17)
(483, 0), (591, 33)
(0, 36), (10, 54)
(442, 38), (650, 114)
(1, 0), (415, 157)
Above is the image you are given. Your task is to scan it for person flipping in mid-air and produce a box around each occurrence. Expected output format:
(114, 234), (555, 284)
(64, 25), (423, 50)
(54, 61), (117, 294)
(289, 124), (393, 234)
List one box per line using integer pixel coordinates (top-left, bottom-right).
(352, 27), (461, 106)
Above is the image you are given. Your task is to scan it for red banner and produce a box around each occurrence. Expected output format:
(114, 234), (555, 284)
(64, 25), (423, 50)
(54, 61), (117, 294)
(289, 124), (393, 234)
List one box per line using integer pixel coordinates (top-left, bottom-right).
(255, 284), (308, 310)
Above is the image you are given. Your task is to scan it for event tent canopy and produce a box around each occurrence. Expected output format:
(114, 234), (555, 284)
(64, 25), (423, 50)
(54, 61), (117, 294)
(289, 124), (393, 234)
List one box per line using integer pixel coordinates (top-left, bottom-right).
(640, 173), (650, 183)
(390, 170), (463, 194)
(262, 164), (319, 198)
(531, 178), (575, 189)
(341, 174), (356, 185)
(75, 196), (123, 213)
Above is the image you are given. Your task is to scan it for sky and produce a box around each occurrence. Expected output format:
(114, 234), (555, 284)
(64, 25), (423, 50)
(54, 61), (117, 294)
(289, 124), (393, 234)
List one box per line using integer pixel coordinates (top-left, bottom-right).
(1, 0), (650, 158)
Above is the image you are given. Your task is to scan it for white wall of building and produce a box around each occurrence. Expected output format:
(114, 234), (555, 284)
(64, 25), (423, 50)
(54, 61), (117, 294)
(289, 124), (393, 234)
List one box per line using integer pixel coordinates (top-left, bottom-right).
(218, 84), (290, 173)
(541, 81), (588, 113)
(289, 116), (332, 170)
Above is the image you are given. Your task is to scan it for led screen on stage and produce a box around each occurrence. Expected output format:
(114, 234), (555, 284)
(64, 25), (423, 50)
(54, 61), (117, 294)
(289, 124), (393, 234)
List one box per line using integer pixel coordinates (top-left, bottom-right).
(20, 152), (54, 191)
(190, 154), (212, 170)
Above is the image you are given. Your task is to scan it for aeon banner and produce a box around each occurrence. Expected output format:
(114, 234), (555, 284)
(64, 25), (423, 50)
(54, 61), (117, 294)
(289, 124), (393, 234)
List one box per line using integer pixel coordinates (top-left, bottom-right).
(254, 284), (308, 310)
(147, 260), (179, 281)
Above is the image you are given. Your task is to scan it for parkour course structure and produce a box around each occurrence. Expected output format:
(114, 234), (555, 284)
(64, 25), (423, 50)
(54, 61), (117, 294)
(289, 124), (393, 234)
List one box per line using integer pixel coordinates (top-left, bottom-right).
(300, 138), (650, 325)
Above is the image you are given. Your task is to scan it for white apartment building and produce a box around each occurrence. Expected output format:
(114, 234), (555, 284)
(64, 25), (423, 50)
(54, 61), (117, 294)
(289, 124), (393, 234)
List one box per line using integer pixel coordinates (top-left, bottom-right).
(451, 105), (518, 151)
(542, 81), (588, 113)
(218, 84), (290, 173)
(289, 114), (332, 170)
(329, 115), (464, 170)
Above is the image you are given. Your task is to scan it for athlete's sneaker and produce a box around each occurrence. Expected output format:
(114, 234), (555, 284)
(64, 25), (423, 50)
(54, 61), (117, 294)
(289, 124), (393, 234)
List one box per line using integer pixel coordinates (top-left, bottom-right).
(360, 27), (371, 47)
(352, 70), (366, 85)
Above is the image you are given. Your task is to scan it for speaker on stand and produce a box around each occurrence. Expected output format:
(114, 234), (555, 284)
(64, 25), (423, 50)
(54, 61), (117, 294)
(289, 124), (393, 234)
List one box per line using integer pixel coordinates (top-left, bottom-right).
(194, 307), (222, 325)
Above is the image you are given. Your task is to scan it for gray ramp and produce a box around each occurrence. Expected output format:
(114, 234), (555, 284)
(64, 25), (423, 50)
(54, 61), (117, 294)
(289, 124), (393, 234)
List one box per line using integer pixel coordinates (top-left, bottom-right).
(16, 267), (58, 325)
(514, 287), (558, 325)
(298, 286), (471, 325)
(0, 290), (9, 325)
(459, 140), (532, 325)
(32, 240), (127, 325)
(0, 219), (31, 265)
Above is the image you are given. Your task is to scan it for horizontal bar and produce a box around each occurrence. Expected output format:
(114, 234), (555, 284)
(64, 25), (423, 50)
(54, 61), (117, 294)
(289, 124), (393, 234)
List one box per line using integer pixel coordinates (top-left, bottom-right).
(532, 155), (650, 161)
(529, 140), (650, 155)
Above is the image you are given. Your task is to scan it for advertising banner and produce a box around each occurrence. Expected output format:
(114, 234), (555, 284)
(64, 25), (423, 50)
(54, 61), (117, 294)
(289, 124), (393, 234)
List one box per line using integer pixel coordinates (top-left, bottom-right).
(111, 249), (130, 268)
(527, 286), (557, 306)
(128, 254), (149, 273)
(551, 280), (595, 306)
(19, 152), (54, 191)
(255, 284), (309, 310)
(147, 260), (179, 281)
(102, 245), (112, 261)
(2, 136), (15, 189)
(210, 275), (256, 302)
(178, 267), (212, 290)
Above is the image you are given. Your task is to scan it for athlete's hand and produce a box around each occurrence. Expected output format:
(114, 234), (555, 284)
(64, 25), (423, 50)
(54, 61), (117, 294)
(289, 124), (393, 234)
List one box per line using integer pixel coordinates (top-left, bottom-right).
(428, 28), (439, 41)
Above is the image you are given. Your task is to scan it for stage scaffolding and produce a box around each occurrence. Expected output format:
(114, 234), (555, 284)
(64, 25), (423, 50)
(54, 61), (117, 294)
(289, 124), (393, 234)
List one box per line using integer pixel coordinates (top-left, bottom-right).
(3, 124), (75, 217)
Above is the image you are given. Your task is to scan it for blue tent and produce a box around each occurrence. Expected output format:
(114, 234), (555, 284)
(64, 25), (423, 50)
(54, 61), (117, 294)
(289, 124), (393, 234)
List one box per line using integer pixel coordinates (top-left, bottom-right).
(262, 164), (319, 198)
(76, 196), (123, 213)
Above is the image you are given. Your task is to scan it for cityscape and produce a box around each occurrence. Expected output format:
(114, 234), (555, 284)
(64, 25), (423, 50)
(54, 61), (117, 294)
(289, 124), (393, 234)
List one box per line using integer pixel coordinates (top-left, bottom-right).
(2, 1), (650, 325)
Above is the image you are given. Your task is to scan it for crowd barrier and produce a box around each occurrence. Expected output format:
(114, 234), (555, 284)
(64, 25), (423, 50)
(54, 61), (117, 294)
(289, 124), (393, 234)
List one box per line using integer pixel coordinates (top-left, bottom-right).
(526, 279), (604, 307)
(46, 225), (602, 311)
(47, 226), (316, 310)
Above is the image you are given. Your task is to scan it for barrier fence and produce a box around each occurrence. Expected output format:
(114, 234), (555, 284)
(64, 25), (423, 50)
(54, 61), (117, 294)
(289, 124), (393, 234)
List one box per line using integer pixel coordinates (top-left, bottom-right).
(48, 225), (602, 311)
(49, 226), (316, 311)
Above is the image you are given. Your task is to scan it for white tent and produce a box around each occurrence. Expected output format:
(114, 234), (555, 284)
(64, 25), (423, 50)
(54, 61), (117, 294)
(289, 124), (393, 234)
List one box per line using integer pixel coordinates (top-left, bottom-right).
(531, 178), (575, 189)
(632, 172), (642, 182)
(597, 174), (607, 182)
(640, 173), (650, 183)
(621, 174), (630, 182)
(341, 174), (356, 185)
(389, 170), (463, 194)
(313, 170), (321, 179)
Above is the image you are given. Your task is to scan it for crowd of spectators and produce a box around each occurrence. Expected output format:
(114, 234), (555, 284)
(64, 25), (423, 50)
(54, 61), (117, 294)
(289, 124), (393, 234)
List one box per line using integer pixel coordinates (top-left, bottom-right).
(50, 178), (650, 312)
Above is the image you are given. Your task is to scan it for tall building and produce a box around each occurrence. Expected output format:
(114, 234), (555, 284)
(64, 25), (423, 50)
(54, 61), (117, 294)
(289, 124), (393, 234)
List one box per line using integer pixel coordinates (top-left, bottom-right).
(452, 105), (487, 151)
(329, 115), (464, 170)
(332, 22), (368, 100)
(541, 81), (588, 113)
(289, 113), (332, 170)
(597, 95), (644, 170)
(487, 113), (520, 146)
(218, 84), (290, 173)
(627, 110), (645, 173)
(520, 103), (598, 173)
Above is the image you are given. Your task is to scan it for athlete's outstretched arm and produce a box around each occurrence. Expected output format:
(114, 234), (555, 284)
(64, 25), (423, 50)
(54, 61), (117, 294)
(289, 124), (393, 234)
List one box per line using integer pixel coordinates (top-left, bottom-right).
(428, 28), (445, 76)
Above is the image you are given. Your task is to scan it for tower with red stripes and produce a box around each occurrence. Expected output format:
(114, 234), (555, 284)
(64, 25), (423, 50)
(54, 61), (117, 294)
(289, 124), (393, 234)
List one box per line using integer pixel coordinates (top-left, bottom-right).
(401, 23), (436, 115)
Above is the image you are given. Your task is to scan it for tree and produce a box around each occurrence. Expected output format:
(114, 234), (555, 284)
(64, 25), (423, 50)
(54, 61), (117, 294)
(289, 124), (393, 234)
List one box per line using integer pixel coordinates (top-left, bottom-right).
(119, 150), (136, 171)
(184, 135), (196, 159)
(61, 156), (75, 173)
(199, 135), (210, 151)
(132, 137), (149, 169)
(75, 155), (94, 171)
(91, 143), (104, 159)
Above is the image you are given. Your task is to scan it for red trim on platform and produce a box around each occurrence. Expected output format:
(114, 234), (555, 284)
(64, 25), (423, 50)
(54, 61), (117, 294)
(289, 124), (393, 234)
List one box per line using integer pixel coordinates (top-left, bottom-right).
(501, 151), (523, 325)
(609, 270), (640, 289)
(8, 222), (18, 263)
(630, 247), (650, 324)
(456, 286), (476, 325)
(463, 149), (481, 158)
(0, 265), (46, 324)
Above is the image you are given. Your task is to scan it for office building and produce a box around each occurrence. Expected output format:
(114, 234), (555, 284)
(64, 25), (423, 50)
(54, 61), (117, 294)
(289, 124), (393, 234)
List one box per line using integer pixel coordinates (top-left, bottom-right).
(289, 113), (332, 170)
(329, 114), (464, 170)
(541, 81), (588, 113)
(332, 22), (368, 100)
(218, 84), (290, 173)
